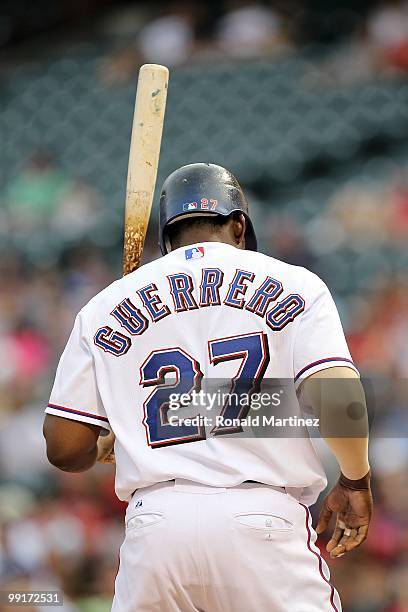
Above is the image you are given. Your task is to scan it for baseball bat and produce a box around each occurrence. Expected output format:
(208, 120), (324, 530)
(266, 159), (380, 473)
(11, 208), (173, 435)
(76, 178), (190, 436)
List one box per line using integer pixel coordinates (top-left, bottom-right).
(98, 63), (169, 464)
(123, 63), (169, 274)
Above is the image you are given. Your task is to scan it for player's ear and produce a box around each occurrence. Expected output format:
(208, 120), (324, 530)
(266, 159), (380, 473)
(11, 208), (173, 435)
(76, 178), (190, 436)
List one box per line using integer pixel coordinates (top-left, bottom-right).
(232, 213), (246, 247)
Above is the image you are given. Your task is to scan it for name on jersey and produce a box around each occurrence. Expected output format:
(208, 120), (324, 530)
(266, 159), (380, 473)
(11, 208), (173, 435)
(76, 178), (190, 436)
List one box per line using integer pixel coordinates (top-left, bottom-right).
(94, 268), (305, 356)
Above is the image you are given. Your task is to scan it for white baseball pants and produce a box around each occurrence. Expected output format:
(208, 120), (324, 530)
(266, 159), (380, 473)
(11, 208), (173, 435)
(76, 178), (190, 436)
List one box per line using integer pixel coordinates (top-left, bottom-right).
(112, 480), (341, 612)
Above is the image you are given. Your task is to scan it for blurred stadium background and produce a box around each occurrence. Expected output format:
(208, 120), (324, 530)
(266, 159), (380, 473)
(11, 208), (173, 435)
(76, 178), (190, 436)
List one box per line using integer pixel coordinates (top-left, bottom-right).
(0, 1), (407, 610)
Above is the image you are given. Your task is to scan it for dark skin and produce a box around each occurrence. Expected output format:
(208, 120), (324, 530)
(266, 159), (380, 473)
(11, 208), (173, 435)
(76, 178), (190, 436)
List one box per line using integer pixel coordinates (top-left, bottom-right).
(43, 415), (101, 472)
(316, 480), (372, 558)
(169, 212), (247, 251)
(43, 214), (247, 472)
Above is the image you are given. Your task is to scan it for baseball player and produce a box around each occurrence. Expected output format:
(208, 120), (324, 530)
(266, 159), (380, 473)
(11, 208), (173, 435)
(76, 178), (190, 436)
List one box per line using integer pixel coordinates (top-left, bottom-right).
(44, 163), (372, 611)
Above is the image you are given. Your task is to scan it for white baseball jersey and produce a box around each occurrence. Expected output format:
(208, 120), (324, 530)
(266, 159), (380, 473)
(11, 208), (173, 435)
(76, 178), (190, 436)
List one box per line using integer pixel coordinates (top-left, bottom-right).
(46, 242), (358, 505)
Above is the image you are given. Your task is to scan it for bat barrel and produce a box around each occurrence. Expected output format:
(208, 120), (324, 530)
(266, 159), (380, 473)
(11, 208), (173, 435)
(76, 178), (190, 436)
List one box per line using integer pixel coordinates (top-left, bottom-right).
(123, 63), (169, 276)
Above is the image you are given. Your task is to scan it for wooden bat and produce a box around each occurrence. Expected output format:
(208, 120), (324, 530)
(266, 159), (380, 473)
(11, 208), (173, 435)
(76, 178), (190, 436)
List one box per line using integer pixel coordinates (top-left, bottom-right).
(123, 63), (169, 275)
(98, 64), (169, 464)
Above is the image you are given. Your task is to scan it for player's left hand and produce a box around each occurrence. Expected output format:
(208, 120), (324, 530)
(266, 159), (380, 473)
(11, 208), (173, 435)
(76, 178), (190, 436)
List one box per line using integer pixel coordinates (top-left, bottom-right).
(316, 471), (372, 558)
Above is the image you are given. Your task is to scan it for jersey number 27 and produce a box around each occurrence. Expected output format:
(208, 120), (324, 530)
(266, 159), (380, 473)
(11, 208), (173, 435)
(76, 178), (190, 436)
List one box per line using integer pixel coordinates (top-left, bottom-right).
(139, 331), (269, 448)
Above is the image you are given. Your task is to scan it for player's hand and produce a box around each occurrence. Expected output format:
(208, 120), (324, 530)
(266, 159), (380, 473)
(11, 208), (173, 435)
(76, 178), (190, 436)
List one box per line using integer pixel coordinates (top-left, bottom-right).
(97, 430), (116, 464)
(316, 471), (372, 558)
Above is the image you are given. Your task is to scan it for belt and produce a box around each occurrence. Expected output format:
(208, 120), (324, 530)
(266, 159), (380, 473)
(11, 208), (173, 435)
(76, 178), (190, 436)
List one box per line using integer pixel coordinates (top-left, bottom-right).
(131, 479), (283, 498)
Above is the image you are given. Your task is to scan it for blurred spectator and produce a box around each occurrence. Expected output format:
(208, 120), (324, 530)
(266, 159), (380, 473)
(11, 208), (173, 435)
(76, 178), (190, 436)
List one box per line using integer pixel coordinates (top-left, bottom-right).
(216, 1), (286, 58)
(387, 170), (408, 243)
(138, 2), (196, 67)
(328, 183), (388, 248)
(367, 0), (408, 72)
(51, 180), (99, 240)
(305, 38), (380, 87)
(265, 212), (316, 269)
(98, 3), (207, 85)
(4, 151), (71, 233)
(98, 46), (143, 86)
(0, 400), (50, 478)
(3, 151), (100, 245)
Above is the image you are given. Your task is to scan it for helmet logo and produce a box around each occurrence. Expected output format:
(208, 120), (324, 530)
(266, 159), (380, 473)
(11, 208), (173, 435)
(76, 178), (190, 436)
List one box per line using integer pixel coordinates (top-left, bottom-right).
(182, 198), (218, 212)
(183, 201), (198, 211)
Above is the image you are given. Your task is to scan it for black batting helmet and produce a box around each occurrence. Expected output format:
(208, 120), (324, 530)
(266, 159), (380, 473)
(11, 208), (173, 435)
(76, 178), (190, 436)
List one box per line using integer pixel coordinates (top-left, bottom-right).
(158, 163), (257, 255)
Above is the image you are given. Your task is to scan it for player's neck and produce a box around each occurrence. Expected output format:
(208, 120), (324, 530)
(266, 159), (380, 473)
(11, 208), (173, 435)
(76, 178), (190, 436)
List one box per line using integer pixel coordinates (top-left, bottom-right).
(172, 234), (238, 250)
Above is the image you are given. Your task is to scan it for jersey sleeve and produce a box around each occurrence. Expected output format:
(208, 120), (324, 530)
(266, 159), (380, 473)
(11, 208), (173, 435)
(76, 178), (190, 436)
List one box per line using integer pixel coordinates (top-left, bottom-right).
(45, 311), (111, 430)
(293, 274), (359, 388)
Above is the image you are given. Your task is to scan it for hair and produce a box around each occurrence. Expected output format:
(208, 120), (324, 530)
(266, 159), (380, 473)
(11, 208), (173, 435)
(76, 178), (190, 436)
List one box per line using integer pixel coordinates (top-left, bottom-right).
(166, 213), (237, 249)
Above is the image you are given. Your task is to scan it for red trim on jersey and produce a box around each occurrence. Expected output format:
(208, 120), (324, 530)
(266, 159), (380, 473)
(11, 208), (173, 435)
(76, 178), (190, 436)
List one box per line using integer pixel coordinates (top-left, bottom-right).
(295, 357), (356, 382)
(47, 403), (109, 423)
(300, 503), (339, 612)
